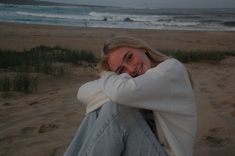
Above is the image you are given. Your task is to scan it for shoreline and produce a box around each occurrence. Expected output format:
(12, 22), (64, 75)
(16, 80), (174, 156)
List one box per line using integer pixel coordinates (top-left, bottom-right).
(2, 21), (235, 33)
(1, 22), (235, 55)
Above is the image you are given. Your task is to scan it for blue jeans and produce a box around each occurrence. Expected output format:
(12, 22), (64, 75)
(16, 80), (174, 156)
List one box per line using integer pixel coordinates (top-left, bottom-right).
(64, 102), (166, 156)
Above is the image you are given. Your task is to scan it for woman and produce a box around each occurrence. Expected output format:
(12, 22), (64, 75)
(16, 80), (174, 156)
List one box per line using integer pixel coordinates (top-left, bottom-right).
(64, 36), (197, 156)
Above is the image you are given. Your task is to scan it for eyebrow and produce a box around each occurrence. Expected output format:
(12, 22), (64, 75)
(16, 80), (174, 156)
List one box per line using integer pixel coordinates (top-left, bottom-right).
(123, 51), (130, 62)
(114, 51), (130, 73)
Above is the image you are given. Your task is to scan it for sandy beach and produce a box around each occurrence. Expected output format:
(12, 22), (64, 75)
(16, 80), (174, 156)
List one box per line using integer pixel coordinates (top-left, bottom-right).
(0, 22), (235, 156)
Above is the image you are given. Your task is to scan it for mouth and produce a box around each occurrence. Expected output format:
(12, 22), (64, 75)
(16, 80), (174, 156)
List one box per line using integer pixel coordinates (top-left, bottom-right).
(132, 65), (143, 77)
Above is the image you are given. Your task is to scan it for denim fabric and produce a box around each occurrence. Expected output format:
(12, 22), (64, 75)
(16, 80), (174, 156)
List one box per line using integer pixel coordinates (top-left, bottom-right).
(64, 102), (166, 156)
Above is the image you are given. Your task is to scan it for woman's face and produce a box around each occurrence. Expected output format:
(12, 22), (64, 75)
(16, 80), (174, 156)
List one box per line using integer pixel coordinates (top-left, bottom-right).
(107, 47), (152, 77)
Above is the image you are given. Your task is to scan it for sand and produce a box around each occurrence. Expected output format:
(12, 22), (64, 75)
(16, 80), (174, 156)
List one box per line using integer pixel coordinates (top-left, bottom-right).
(1, 22), (235, 54)
(0, 22), (235, 156)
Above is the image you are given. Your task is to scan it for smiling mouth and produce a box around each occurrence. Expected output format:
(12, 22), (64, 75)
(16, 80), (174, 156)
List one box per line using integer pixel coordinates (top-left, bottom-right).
(132, 65), (143, 77)
(136, 64), (143, 75)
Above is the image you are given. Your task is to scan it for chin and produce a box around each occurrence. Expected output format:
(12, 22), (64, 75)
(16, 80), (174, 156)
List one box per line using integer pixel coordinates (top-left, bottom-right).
(139, 71), (145, 76)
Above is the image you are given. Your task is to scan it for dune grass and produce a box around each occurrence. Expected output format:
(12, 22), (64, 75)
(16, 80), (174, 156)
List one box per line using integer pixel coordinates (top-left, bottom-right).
(0, 46), (234, 94)
(0, 73), (37, 93)
(160, 49), (235, 63)
(0, 45), (98, 73)
(0, 46), (98, 94)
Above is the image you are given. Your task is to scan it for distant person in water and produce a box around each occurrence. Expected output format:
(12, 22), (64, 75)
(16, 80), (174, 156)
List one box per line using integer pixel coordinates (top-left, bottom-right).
(64, 36), (197, 156)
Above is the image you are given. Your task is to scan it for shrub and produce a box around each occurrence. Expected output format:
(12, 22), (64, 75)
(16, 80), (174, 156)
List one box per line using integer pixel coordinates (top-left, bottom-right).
(0, 46), (98, 74)
(0, 73), (38, 93)
(160, 49), (234, 63)
(0, 76), (11, 92)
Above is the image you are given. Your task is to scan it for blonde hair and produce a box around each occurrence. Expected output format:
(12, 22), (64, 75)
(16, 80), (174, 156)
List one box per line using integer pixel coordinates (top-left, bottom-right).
(99, 36), (169, 71)
(98, 36), (194, 87)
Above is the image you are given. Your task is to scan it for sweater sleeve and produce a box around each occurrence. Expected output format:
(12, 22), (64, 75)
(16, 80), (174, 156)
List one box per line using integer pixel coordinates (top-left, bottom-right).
(98, 58), (186, 112)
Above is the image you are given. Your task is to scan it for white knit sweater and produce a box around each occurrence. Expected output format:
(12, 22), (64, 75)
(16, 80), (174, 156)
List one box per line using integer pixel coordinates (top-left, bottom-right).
(77, 58), (197, 156)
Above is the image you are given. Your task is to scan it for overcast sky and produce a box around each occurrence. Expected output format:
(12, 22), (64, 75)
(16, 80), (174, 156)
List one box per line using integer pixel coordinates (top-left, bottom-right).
(41, 0), (235, 9)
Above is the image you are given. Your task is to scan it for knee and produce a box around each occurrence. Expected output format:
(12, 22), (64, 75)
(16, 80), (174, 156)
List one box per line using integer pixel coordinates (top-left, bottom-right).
(97, 102), (141, 127)
(98, 102), (119, 118)
(103, 102), (139, 117)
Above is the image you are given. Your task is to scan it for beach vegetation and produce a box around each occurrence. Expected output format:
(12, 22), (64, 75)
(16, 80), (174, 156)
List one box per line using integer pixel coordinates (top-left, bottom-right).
(0, 73), (37, 93)
(0, 75), (11, 92)
(160, 49), (235, 63)
(0, 45), (98, 73)
(0, 46), (98, 94)
(13, 73), (38, 93)
(1, 46), (234, 94)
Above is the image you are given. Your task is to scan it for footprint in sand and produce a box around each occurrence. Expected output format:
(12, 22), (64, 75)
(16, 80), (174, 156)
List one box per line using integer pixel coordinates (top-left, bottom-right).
(28, 101), (39, 106)
(208, 127), (223, 133)
(38, 123), (59, 133)
(203, 127), (230, 147)
(3, 102), (11, 106)
(209, 100), (221, 109)
(50, 146), (65, 156)
(232, 103), (235, 108)
(204, 135), (229, 147)
(21, 126), (38, 136)
(230, 110), (235, 118)
(219, 77), (227, 82)
(216, 83), (226, 89)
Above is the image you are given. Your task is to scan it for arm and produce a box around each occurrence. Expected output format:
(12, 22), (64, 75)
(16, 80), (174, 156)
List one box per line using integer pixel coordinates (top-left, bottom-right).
(77, 80), (110, 114)
(98, 58), (194, 113)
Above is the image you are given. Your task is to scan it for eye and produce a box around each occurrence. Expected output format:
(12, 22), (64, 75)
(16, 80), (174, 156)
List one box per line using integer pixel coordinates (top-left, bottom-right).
(116, 66), (126, 74)
(126, 53), (133, 63)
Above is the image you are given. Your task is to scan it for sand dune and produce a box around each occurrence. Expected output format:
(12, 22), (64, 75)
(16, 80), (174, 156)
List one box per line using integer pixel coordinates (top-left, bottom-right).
(0, 22), (235, 156)
(188, 57), (235, 156)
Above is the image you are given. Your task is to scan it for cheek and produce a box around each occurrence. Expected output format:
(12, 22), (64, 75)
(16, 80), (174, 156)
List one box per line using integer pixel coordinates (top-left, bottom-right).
(107, 57), (118, 72)
(143, 62), (151, 71)
(142, 57), (151, 68)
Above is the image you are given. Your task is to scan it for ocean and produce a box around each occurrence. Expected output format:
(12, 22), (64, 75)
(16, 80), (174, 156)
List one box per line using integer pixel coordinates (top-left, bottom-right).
(0, 3), (235, 31)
